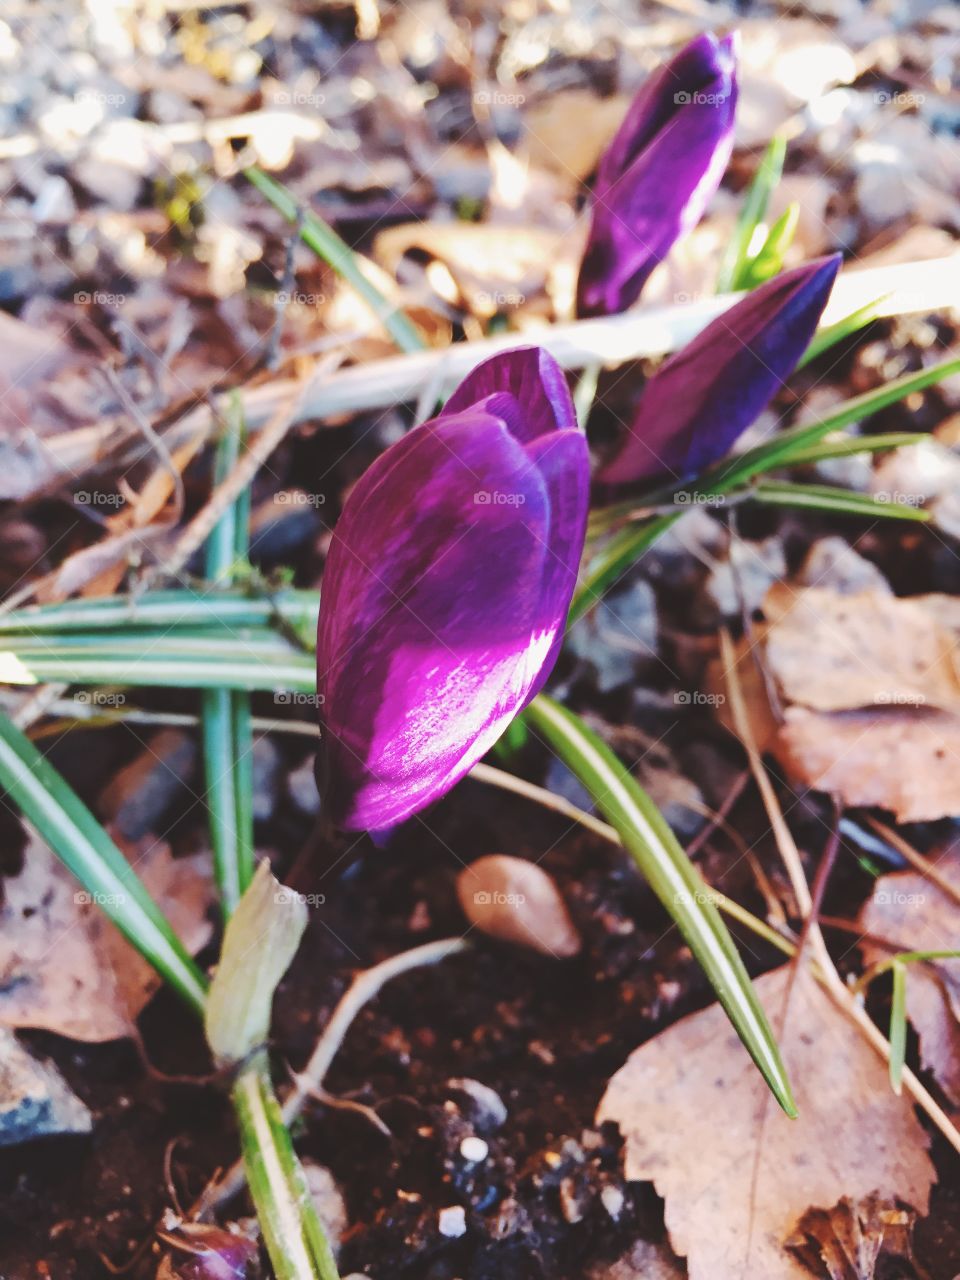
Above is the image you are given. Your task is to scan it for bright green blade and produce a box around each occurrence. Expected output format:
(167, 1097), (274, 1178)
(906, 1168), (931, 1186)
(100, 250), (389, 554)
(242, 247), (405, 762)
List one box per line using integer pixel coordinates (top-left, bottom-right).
(888, 960), (907, 1095)
(0, 710), (207, 1013)
(716, 135), (786, 294)
(751, 480), (929, 521)
(739, 202), (799, 290)
(799, 295), (887, 368)
(525, 696), (796, 1117)
(245, 166), (426, 356)
(0, 589), (318, 636)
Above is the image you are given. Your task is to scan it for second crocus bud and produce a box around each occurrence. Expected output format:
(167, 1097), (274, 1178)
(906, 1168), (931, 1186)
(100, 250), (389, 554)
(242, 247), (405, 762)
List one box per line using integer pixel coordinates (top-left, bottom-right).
(576, 32), (738, 319)
(316, 347), (589, 832)
(598, 254), (843, 487)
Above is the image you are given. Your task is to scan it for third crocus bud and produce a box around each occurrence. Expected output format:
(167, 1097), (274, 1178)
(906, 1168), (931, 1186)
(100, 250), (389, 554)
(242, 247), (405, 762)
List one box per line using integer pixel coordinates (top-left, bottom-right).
(576, 32), (738, 319)
(317, 347), (589, 832)
(598, 254), (842, 487)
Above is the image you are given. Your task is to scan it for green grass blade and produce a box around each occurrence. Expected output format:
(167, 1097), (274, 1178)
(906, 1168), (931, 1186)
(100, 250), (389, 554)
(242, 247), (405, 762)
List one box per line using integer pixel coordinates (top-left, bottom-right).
(0, 711), (207, 1013)
(245, 166), (426, 356)
(234, 1056), (341, 1280)
(0, 589), (319, 636)
(799, 295), (887, 368)
(751, 480), (929, 521)
(781, 432), (926, 465)
(573, 356), (960, 616)
(739, 202), (799, 290)
(889, 960), (907, 1095)
(716, 135), (786, 294)
(525, 696), (796, 1116)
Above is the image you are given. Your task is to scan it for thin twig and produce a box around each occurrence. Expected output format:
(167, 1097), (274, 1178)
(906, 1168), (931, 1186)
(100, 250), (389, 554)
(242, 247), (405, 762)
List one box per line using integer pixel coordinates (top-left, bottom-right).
(195, 937), (469, 1217)
(868, 818), (960, 910)
(720, 628), (960, 1156)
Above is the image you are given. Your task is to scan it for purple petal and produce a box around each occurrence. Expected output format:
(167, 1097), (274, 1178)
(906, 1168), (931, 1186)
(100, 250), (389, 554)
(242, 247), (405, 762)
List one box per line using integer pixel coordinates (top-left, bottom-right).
(318, 403), (587, 830)
(442, 346), (578, 439)
(598, 255), (842, 486)
(577, 33), (737, 319)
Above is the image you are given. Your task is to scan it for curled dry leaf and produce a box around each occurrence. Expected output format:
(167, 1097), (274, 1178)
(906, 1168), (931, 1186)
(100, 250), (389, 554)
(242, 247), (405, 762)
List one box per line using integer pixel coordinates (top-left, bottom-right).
(713, 585), (960, 822)
(456, 854), (581, 958)
(0, 1028), (92, 1147)
(859, 859), (960, 1105)
(788, 1194), (921, 1280)
(598, 965), (934, 1280)
(0, 829), (214, 1042)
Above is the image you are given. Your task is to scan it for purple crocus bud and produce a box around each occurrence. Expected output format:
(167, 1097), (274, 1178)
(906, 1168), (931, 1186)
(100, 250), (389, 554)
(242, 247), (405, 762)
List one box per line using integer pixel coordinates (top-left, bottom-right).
(598, 254), (842, 487)
(317, 347), (589, 831)
(576, 32), (738, 319)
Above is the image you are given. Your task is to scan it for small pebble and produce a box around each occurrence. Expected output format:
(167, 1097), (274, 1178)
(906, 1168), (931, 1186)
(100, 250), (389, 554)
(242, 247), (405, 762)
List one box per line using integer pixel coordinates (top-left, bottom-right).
(438, 1205), (467, 1238)
(459, 1135), (489, 1163)
(446, 1077), (508, 1130)
(601, 1185), (625, 1220)
(456, 855), (581, 958)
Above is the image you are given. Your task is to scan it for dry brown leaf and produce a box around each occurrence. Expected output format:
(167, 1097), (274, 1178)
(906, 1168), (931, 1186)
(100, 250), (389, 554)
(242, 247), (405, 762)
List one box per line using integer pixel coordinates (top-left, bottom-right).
(859, 861), (960, 1104)
(0, 830), (214, 1042)
(788, 1194), (922, 1280)
(764, 588), (960, 714)
(523, 90), (629, 185)
(598, 965), (934, 1280)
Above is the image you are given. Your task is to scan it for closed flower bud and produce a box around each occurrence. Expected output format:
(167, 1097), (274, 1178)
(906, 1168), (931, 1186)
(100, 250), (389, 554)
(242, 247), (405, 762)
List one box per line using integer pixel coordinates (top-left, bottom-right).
(598, 254), (842, 486)
(317, 348), (589, 831)
(577, 32), (738, 319)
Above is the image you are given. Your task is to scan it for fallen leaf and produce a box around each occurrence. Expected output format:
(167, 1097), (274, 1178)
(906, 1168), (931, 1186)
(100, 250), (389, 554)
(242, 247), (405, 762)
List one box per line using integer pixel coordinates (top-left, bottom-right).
(0, 1028), (92, 1147)
(598, 965), (934, 1280)
(523, 90), (629, 185)
(788, 1194), (921, 1280)
(859, 860), (960, 1104)
(0, 829), (214, 1042)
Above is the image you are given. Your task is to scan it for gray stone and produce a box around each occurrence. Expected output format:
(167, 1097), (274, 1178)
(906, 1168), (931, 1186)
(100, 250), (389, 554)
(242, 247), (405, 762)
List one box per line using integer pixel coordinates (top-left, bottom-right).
(98, 728), (197, 841)
(567, 579), (658, 692)
(799, 536), (891, 595)
(288, 754), (321, 816)
(0, 1030), (92, 1146)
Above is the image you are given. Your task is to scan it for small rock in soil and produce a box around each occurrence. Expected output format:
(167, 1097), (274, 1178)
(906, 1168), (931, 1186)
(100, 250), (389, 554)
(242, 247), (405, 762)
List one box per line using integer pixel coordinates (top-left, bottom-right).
(457, 855), (582, 958)
(445, 1078), (508, 1132)
(799, 535), (891, 595)
(703, 536), (787, 620)
(567, 579), (658, 692)
(437, 1204), (467, 1238)
(97, 728), (197, 841)
(288, 753), (321, 815)
(252, 735), (282, 824)
(0, 1029), (91, 1146)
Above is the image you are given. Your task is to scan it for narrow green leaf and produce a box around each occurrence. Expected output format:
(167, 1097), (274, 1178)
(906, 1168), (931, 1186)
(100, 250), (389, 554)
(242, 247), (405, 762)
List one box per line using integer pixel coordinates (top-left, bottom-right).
(716, 135), (786, 294)
(0, 589), (318, 636)
(0, 711), (207, 1014)
(525, 696), (796, 1117)
(751, 480), (929, 521)
(245, 166), (426, 356)
(572, 356), (960, 617)
(799, 295), (887, 368)
(889, 960), (907, 1095)
(233, 1057), (341, 1280)
(205, 862), (308, 1066)
(739, 202), (800, 290)
(780, 432), (927, 465)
